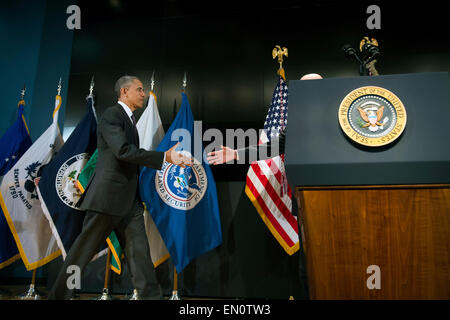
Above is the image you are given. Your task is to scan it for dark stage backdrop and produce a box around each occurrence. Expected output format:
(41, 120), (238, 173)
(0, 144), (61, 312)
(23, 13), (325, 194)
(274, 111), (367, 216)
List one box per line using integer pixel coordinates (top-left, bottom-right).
(49, 0), (450, 298)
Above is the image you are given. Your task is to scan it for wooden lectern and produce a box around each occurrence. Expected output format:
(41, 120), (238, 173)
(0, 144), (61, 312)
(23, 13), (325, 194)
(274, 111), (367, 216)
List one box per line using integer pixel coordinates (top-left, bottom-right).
(286, 72), (450, 299)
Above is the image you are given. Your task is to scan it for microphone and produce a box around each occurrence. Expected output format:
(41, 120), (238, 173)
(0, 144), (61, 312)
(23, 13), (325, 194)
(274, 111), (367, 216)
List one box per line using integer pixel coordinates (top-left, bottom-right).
(342, 44), (366, 76)
(361, 43), (380, 64)
(342, 44), (363, 65)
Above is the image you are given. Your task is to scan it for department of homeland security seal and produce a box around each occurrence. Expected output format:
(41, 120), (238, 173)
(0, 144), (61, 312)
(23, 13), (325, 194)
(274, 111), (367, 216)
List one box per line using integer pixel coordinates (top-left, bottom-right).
(155, 151), (207, 210)
(338, 86), (407, 147)
(55, 153), (90, 210)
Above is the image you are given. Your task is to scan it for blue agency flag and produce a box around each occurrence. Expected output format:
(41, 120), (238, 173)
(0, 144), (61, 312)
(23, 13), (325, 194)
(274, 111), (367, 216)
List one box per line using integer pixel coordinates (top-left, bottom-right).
(37, 96), (97, 259)
(139, 92), (222, 273)
(0, 100), (32, 268)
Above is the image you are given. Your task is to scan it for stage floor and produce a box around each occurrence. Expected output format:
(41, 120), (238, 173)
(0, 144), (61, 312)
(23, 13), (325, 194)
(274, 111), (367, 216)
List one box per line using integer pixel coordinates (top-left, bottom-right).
(0, 285), (213, 300)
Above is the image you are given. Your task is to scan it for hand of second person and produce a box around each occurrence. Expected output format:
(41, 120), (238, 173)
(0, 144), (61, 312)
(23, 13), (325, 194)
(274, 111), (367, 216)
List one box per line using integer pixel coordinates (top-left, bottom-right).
(206, 145), (237, 165)
(165, 142), (193, 168)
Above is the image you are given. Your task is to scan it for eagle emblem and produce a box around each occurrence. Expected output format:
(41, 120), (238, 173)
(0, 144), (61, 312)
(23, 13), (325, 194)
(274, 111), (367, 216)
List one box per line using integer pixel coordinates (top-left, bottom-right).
(338, 86), (407, 147)
(357, 103), (388, 132)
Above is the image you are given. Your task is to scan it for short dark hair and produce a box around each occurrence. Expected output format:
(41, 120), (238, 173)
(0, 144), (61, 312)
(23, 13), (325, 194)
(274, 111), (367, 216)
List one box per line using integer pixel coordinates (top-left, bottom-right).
(114, 75), (139, 98)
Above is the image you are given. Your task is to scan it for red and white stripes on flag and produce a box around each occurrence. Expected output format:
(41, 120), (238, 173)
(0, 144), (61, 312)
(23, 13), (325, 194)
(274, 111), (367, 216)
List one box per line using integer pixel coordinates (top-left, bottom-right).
(244, 76), (299, 255)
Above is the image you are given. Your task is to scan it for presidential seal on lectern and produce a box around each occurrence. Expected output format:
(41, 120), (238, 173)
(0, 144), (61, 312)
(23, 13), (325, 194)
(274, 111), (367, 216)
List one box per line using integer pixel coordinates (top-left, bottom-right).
(338, 86), (407, 147)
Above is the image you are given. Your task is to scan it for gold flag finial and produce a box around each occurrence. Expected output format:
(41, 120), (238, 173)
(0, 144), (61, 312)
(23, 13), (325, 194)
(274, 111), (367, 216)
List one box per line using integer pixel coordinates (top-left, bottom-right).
(18, 83), (26, 108)
(20, 83), (26, 101)
(272, 45), (288, 80)
(150, 70), (155, 92)
(57, 77), (62, 96)
(360, 37), (380, 76)
(359, 36), (378, 52)
(89, 76), (95, 96)
(182, 72), (187, 92)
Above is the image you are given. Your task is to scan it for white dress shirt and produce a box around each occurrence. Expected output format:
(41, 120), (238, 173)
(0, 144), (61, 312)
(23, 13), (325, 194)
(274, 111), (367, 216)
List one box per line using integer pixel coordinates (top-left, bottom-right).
(117, 100), (134, 125)
(117, 100), (166, 162)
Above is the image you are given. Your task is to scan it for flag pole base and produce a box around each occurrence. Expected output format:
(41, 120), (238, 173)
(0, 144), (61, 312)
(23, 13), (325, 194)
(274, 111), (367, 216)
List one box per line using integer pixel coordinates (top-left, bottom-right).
(94, 288), (118, 300)
(128, 289), (140, 300)
(169, 290), (181, 300)
(17, 284), (46, 300)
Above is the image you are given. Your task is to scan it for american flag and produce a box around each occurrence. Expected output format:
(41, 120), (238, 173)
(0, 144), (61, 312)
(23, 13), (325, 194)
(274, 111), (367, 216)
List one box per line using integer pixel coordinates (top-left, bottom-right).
(244, 76), (299, 255)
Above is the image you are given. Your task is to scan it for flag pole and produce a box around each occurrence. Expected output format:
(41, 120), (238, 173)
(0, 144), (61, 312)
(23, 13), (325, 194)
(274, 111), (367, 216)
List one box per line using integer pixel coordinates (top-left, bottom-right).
(18, 164), (45, 300)
(20, 83), (26, 101)
(169, 268), (181, 300)
(272, 45), (288, 81)
(95, 248), (116, 300)
(89, 76), (95, 97)
(168, 73), (185, 301)
(17, 269), (45, 300)
(9, 84), (37, 300)
(150, 70), (155, 92)
(57, 77), (62, 96)
(17, 83), (30, 136)
(182, 72), (187, 92)
(272, 46), (289, 197)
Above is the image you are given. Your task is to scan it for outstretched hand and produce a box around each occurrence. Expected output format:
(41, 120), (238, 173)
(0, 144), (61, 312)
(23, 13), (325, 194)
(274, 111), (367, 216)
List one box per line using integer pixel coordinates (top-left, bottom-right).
(206, 146), (237, 165)
(165, 142), (193, 168)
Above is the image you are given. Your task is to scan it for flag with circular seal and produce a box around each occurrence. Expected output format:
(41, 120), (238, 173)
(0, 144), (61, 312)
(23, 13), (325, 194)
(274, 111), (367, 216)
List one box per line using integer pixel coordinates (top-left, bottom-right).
(37, 95), (97, 259)
(139, 92), (222, 273)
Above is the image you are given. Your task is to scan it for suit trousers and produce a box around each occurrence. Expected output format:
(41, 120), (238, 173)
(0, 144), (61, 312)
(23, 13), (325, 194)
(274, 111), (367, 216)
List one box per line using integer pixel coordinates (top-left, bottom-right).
(48, 196), (162, 300)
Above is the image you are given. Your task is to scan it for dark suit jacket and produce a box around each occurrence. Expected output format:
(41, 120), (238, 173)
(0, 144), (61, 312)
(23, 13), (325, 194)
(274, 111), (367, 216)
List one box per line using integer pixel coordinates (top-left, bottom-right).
(78, 104), (164, 217)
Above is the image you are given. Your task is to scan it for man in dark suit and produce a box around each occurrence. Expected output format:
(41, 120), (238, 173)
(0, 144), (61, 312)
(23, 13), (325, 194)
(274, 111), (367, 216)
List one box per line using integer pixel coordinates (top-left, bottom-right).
(48, 76), (192, 300)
